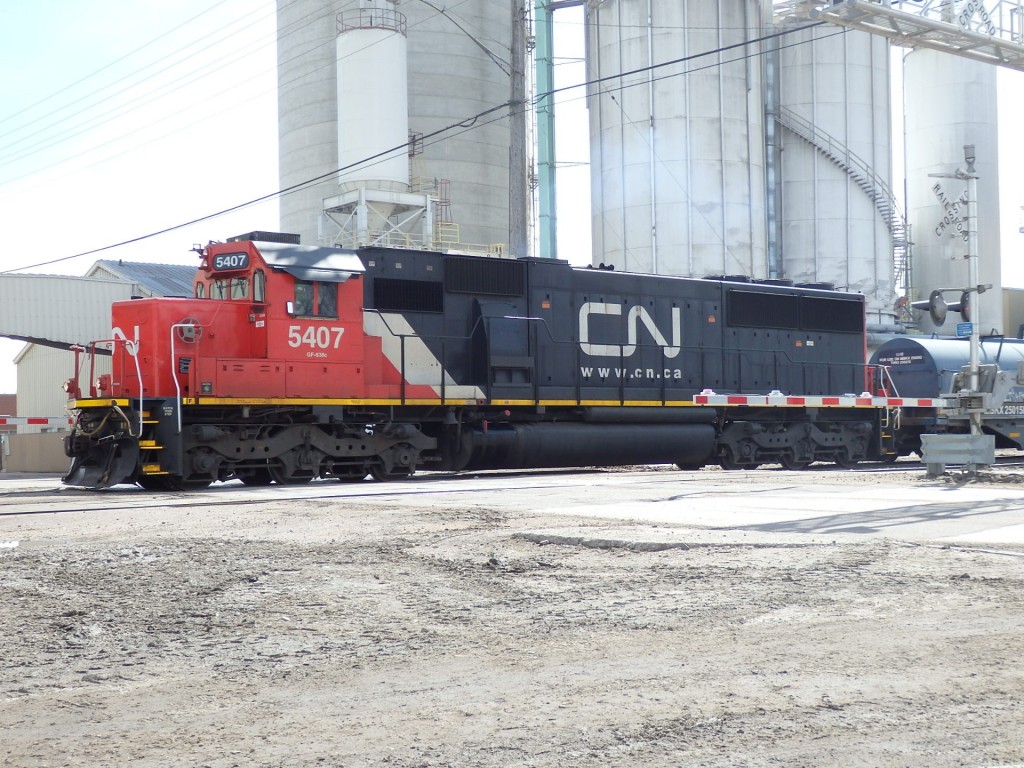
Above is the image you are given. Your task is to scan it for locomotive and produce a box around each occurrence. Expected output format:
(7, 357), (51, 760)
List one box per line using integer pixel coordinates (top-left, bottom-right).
(62, 232), (940, 489)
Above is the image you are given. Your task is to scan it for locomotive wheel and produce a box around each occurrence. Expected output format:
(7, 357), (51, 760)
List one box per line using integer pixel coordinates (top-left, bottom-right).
(330, 467), (369, 482)
(779, 455), (811, 471)
(718, 449), (759, 471)
(268, 464), (314, 485)
(369, 465), (413, 482)
(238, 468), (274, 486)
(834, 455), (860, 469)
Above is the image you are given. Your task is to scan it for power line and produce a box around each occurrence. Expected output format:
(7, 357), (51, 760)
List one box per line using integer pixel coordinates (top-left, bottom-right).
(1, 17), (832, 274)
(0, 101), (514, 274)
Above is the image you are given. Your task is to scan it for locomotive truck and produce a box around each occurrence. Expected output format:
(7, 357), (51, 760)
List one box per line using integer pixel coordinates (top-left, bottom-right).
(62, 232), (942, 489)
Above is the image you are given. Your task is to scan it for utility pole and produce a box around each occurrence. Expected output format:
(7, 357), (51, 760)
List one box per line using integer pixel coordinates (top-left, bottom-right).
(919, 144), (994, 476)
(509, 0), (530, 259)
(959, 144), (981, 436)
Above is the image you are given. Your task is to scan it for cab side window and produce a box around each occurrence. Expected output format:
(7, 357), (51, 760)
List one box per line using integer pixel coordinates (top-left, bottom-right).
(293, 280), (337, 318)
(254, 270), (266, 303)
(318, 283), (337, 318)
(294, 281), (314, 316)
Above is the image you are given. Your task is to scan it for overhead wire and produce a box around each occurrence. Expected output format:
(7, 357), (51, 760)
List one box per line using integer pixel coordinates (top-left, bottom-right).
(0, 0), (479, 187)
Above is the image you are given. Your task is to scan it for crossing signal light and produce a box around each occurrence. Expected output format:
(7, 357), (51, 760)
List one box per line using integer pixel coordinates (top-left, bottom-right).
(911, 289), (971, 326)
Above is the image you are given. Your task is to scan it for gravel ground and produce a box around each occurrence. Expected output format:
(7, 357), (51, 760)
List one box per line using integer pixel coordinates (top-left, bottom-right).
(1, 466), (1023, 767)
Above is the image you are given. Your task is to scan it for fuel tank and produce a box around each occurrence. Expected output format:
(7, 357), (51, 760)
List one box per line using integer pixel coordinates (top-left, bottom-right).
(450, 422), (716, 472)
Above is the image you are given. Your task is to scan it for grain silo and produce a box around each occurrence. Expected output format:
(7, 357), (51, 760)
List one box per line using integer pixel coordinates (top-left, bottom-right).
(276, 0), (512, 252)
(774, 22), (898, 327)
(585, 0), (768, 277)
(904, 49), (1003, 336)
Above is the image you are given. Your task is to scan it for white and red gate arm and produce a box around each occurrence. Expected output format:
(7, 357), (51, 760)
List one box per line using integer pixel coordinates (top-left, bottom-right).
(692, 389), (948, 409)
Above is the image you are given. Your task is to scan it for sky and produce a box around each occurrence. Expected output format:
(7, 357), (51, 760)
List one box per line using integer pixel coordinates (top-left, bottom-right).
(0, 2), (1021, 400)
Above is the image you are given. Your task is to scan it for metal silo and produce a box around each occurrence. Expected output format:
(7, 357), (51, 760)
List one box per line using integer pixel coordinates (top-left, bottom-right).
(904, 49), (1003, 336)
(586, 0), (767, 277)
(774, 22), (897, 326)
(276, 0), (512, 251)
(336, 2), (409, 193)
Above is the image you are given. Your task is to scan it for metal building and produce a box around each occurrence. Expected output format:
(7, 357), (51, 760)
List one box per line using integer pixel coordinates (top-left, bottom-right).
(0, 262), (195, 435)
(276, 0), (513, 253)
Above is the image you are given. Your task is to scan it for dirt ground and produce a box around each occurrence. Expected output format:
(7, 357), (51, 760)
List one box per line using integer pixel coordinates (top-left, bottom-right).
(1, 467), (1023, 767)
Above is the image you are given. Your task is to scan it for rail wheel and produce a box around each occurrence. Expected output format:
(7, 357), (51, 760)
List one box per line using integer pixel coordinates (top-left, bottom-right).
(834, 454), (860, 469)
(719, 450), (759, 471)
(238, 467), (274, 486)
(330, 466), (369, 483)
(369, 465), (413, 482)
(779, 455), (811, 471)
(268, 464), (314, 485)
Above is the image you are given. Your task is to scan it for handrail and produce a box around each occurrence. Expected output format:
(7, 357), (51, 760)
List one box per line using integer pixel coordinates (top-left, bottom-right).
(169, 323), (198, 435)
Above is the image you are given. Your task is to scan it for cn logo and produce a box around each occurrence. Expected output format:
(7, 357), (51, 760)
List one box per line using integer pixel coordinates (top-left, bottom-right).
(578, 302), (681, 358)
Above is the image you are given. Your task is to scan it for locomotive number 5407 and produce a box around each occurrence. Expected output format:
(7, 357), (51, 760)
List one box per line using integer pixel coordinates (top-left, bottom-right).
(287, 325), (345, 350)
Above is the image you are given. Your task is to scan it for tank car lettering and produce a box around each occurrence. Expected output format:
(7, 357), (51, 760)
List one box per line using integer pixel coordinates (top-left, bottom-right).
(578, 303), (680, 359)
(287, 325), (345, 350)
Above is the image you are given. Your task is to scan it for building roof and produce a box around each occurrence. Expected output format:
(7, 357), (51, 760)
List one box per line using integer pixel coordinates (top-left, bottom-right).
(89, 261), (197, 298)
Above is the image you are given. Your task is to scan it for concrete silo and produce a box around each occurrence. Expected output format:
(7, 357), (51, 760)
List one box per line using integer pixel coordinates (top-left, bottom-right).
(585, 0), (767, 277)
(276, 0), (512, 252)
(904, 49), (1003, 336)
(774, 22), (898, 327)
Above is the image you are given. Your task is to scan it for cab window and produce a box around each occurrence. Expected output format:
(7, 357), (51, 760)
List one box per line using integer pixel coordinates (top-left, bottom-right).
(212, 279), (229, 300)
(293, 280), (337, 318)
(195, 282), (206, 299)
(318, 283), (337, 318)
(230, 277), (248, 299)
(294, 281), (314, 316)
(254, 270), (266, 303)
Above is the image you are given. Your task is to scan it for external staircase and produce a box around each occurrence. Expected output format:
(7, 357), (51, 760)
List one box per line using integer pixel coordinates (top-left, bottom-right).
(773, 106), (910, 300)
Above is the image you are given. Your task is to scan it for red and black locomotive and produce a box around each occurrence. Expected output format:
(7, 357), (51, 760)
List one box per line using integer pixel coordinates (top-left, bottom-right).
(63, 232), (935, 489)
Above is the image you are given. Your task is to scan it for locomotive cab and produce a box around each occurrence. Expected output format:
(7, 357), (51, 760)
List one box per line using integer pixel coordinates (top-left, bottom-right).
(191, 235), (369, 398)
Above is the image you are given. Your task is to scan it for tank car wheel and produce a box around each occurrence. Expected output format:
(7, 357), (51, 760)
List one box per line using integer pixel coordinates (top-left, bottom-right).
(238, 468), (274, 486)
